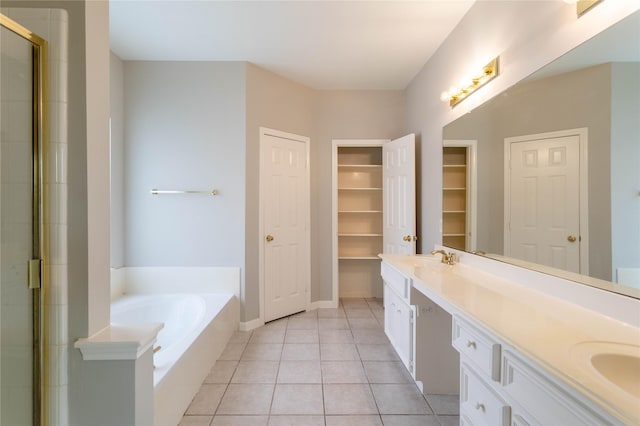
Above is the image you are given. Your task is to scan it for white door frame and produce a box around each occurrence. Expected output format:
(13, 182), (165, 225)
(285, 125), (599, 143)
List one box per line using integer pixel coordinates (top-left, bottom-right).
(443, 139), (478, 252)
(259, 127), (311, 323)
(331, 139), (388, 307)
(504, 128), (589, 275)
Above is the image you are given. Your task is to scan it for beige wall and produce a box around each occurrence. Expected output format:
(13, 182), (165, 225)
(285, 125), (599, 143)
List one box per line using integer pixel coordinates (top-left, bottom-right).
(314, 91), (406, 301)
(244, 65), (405, 317)
(245, 64), (316, 320)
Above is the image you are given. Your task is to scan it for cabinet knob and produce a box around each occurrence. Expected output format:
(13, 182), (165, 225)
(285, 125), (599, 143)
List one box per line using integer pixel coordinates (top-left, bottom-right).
(467, 341), (477, 349)
(475, 402), (486, 413)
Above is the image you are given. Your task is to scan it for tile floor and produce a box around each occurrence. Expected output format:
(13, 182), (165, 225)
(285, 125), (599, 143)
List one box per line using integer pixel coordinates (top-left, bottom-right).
(179, 298), (459, 426)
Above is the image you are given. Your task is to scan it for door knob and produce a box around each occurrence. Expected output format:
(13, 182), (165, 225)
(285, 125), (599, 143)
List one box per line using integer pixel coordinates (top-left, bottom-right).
(402, 235), (411, 242)
(567, 235), (577, 242)
(266, 235), (274, 242)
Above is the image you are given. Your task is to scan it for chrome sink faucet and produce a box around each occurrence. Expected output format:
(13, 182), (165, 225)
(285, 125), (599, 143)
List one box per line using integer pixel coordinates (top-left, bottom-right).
(431, 249), (456, 265)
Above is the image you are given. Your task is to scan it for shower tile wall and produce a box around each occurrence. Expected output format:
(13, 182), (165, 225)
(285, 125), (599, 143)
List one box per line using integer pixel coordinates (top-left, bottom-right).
(1, 8), (69, 426)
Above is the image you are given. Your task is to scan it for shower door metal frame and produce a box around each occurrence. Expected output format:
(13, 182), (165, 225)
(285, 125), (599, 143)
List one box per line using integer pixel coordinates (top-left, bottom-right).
(0, 13), (49, 426)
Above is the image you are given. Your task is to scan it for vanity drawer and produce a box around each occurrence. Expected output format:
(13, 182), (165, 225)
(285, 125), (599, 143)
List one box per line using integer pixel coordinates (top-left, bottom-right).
(461, 362), (511, 426)
(453, 316), (501, 381)
(381, 262), (409, 299)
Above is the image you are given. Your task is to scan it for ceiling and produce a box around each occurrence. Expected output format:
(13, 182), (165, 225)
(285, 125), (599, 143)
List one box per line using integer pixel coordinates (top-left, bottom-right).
(109, 0), (475, 90)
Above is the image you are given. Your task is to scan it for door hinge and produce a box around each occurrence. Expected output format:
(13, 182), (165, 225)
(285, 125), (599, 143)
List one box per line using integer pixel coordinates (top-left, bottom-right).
(28, 259), (42, 289)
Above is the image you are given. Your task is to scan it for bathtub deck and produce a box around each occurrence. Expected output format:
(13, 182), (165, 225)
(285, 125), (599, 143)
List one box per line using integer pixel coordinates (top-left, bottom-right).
(179, 298), (460, 426)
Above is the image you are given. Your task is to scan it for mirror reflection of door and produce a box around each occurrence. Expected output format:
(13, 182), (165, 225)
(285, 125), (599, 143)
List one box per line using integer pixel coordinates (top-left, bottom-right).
(504, 129), (587, 274)
(1, 15), (46, 425)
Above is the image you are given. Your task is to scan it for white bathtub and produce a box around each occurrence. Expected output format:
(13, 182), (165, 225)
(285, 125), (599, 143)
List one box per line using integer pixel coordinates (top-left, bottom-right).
(111, 292), (239, 426)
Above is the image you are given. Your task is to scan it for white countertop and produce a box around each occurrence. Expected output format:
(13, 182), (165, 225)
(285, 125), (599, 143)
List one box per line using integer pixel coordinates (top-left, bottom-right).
(380, 253), (640, 424)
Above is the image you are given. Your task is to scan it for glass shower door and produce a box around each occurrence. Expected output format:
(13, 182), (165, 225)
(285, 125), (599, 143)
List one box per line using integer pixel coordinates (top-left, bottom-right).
(1, 16), (45, 425)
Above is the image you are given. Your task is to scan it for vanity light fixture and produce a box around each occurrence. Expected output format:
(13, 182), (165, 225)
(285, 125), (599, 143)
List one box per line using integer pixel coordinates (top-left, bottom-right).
(565, 0), (605, 16)
(441, 57), (499, 108)
(576, 0), (604, 16)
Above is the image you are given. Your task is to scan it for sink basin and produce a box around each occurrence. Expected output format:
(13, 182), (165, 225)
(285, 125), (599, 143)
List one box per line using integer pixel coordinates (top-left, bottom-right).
(590, 353), (640, 399)
(571, 341), (640, 399)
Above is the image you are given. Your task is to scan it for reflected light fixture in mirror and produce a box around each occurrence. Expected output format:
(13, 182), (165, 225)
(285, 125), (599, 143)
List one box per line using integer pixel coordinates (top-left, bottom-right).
(441, 57), (500, 108)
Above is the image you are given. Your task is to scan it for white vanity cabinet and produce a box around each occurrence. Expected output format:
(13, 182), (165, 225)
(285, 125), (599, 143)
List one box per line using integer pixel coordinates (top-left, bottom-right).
(381, 260), (460, 393)
(452, 316), (621, 426)
(382, 261), (415, 374)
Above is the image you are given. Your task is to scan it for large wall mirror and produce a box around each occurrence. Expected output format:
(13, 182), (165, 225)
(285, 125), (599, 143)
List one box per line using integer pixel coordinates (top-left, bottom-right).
(443, 10), (639, 299)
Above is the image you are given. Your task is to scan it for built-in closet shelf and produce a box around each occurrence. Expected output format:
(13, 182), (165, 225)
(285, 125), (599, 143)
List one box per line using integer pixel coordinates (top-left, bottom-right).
(443, 145), (469, 251)
(337, 144), (384, 298)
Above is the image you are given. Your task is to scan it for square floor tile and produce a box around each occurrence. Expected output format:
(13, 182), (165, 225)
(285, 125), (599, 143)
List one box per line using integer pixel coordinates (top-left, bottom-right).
(320, 344), (360, 361)
(321, 361), (368, 383)
(291, 310), (318, 319)
(348, 318), (381, 329)
(341, 298), (370, 309)
(267, 415), (324, 426)
(287, 317), (318, 330)
(285, 329), (319, 344)
(217, 384), (274, 415)
(345, 309), (375, 319)
(281, 344), (320, 360)
(318, 318), (349, 330)
(179, 415), (213, 426)
(380, 415), (441, 426)
(250, 327), (286, 344)
(356, 344), (398, 361)
(229, 331), (253, 343)
(219, 342), (247, 361)
(185, 384), (227, 415)
(231, 361), (279, 383)
(323, 384), (378, 415)
(317, 308), (346, 318)
(437, 415), (461, 426)
(270, 384), (324, 415)
(325, 415), (382, 426)
(319, 329), (354, 344)
(277, 361), (322, 383)
(352, 329), (388, 344)
(211, 415), (268, 426)
(241, 344), (283, 361)
(362, 361), (412, 383)
(370, 384), (432, 415)
(425, 394), (459, 415)
(205, 360), (238, 384)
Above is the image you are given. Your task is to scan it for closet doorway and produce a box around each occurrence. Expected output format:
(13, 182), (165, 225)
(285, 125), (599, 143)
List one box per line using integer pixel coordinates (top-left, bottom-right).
(332, 135), (415, 303)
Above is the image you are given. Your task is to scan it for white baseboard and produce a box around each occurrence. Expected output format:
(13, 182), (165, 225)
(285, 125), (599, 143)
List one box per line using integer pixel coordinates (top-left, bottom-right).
(239, 317), (264, 331)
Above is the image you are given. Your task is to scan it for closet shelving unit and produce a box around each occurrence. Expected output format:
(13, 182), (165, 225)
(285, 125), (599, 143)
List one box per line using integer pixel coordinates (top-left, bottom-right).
(442, 146), (468, 250)
(336, 145), (384, 297)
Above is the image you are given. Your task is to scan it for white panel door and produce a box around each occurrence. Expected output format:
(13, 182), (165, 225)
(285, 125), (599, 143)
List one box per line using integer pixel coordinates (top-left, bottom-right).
(507, 135), (581, 272)
(262, 131), (310, 322)
(383, 134), (416, 254)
